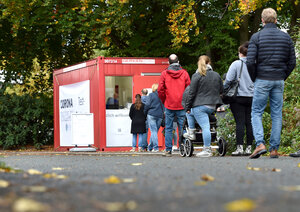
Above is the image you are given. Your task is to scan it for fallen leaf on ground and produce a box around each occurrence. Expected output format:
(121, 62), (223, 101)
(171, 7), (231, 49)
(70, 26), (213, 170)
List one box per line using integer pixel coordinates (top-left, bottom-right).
(28, 169), (43, 175)
(22, 186), (48, 193)
(201, 174), (215, 182)
(247, 165), (282, 172)
(0, 179), (10, 188)
(12, 198), (50, 212)
(131, 163), (142, 166)
(298, 163), (300, 168)
(95, 200), (137, 211)
(104, 175), (122, 184)
(224, 198), (256, 211)
(122, 178), (136, 183)
(194, 181), (207, 186)
(280, 185), (300, 191)
(247, 166), (262, 171)
(43, 173), (68, 179)
(52, 167), (64, 170)
(0, 162), (20, 173)
(56, 175), (68, 179)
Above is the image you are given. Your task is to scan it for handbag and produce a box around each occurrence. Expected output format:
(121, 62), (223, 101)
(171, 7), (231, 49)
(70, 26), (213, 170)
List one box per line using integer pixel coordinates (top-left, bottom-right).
(222, 61), (244, 104)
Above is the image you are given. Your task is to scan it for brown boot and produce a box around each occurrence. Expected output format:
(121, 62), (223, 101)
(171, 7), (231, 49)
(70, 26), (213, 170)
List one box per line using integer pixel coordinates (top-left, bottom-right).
(270, 149), (279, 158)
(249, 143), (267, 159)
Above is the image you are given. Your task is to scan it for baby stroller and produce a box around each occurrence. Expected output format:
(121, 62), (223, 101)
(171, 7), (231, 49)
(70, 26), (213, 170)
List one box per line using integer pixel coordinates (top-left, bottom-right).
(179, 112), (227, 157)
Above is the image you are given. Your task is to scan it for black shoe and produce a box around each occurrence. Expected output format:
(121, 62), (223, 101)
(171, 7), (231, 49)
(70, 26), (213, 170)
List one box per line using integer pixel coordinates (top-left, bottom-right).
(162, 151), (172, 157)
(289, 150), (300, 157)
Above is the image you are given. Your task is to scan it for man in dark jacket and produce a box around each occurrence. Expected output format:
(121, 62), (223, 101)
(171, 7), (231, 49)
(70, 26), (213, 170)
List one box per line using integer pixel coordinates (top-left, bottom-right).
(158, 54), (190, 156)
(247, 8), (296, 159)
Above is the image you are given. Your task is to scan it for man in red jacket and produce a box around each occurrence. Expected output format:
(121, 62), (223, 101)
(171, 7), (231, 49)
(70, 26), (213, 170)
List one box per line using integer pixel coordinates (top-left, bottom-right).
(158, 54), (190, 156)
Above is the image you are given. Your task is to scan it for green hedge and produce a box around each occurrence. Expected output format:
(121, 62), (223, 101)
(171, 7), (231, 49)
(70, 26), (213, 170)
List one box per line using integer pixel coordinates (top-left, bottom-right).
(0, 93), (53, 149)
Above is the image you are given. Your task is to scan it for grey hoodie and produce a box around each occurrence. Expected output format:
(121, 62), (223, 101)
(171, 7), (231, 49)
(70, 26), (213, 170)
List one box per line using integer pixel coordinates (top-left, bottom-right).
(224, 57), (254, 97)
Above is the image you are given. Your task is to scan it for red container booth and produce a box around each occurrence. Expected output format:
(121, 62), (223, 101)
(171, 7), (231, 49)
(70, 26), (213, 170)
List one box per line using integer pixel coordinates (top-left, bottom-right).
(53, 57), (169, 151)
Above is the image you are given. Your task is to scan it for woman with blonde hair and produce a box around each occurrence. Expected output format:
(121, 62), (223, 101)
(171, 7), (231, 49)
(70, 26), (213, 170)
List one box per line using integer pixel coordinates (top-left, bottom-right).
(144, 83), (164, 152)
(185, 55), (223, 157)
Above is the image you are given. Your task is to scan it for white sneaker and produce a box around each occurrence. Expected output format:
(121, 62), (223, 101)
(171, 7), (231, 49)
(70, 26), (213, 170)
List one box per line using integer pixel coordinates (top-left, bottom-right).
(152, 149), (159, 152)
(130, 148), (136, 152)
(172, 145), (178, 151)
(183, 128), (196, 140)
(244, 145), (252, 156)
(232, 145), (244, 156)
(196, 147), (212, 157)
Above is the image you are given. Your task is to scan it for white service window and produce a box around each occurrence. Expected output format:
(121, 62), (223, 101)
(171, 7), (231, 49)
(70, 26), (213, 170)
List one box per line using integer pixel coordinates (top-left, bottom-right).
(105, 76), (132, 109)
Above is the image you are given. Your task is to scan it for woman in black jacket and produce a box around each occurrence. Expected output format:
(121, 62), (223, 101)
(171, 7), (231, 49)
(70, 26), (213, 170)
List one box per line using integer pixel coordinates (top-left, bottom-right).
(129, 94), (146, 152)
(186, 55), (223, 157)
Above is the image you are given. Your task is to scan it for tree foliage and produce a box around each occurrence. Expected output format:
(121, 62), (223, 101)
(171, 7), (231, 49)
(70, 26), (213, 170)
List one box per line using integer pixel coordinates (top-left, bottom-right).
(0, 0), (298, 79)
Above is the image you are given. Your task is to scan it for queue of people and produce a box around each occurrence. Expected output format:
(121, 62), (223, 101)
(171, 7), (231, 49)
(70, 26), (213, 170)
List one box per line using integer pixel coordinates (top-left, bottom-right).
(129, 8), (298, 158)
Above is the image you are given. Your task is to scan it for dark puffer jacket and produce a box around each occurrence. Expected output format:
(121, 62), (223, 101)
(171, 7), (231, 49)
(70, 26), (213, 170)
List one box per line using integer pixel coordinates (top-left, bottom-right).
(246, 23), (296, 81)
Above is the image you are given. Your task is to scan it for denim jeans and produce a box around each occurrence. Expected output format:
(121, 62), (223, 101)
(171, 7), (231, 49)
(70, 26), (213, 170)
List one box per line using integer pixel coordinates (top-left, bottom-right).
(165, 109), (185, 152)
(191, 106), (215, 147)
(251, 79), (284, 151)
(141, 120), (148, 149)
(172, 121), (178, 146)
(186, 112), (196, 129)
(132, 133), (142, 148)
(147, 115), (162, 151)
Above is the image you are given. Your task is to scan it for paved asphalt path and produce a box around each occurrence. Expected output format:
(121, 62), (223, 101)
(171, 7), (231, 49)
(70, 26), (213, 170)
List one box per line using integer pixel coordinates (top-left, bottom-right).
(0, 152), (300, 212)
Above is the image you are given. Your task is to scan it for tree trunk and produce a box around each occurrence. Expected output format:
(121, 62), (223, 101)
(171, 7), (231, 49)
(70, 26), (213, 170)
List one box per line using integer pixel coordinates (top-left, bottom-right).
(252, 8), (263, 34)
(239, 15), (249, 44)
(289, 0), (300, 41)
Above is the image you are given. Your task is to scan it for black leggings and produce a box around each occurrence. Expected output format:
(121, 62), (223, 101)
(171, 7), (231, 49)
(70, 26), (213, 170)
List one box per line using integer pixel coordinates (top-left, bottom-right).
(230, 97), (254, 146)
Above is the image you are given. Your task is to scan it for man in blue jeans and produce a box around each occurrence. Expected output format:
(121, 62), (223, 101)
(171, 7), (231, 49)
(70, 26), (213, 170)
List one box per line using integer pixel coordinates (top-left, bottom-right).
(158, 54), (190, 156)
(246, 8), (296, 159)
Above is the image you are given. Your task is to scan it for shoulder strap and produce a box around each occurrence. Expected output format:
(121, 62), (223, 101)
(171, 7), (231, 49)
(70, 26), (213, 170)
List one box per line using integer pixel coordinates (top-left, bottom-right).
(237, 60), (244, 82)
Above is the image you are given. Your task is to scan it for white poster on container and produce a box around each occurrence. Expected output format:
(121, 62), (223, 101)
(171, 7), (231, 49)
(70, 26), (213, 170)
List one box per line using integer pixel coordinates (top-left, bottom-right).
(106, 109), (132, 147)
(59, 80), (90, 146)
(71, 113), (94, 146)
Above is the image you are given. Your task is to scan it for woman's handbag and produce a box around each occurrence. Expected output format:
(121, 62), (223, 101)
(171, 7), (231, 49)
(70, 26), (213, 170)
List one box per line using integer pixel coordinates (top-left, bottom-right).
(222, 61), (244, 104)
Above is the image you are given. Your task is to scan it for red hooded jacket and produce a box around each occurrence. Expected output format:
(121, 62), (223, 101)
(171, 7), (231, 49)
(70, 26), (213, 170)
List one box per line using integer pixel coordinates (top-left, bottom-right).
(158, 63), (190, 110)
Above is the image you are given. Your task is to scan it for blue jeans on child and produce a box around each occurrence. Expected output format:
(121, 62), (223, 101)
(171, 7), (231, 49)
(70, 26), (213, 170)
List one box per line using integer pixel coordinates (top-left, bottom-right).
(132, 133), (142, 148)
(191, 105), (215, 147)
(251, 79), (284, 151)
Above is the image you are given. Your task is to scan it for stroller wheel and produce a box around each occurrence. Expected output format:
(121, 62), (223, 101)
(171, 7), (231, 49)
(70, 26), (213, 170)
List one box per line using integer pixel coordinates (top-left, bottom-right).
(179, 144), (186, 157)
(217, 137), (227, 156)
(185, 139), (194, 157)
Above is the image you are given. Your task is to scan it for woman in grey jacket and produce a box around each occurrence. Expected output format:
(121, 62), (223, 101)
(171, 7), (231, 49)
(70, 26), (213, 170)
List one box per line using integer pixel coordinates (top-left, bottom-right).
(186, 55), (223, 157)
(224, 42), (254, 156)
